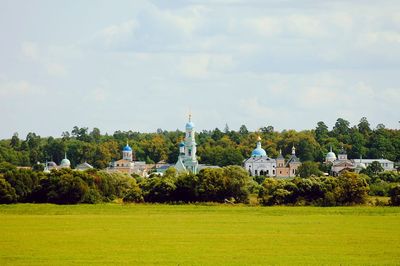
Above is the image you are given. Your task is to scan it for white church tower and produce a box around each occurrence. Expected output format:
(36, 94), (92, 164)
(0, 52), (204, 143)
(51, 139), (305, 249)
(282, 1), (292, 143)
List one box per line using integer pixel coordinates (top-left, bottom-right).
(175, 114), (199, 174)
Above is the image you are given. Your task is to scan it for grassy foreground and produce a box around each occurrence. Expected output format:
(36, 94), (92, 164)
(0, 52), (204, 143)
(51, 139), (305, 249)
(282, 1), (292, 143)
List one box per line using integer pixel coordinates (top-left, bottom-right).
(0, 204), (399, 265)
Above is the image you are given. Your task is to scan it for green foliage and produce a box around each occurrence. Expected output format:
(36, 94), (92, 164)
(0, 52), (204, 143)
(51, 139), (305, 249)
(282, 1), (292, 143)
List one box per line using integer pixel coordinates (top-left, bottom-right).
(297, 161), (323, 178)
(335, 172), (369, 205)
(389, 184), (400, 206)
(0, 178), (17, 203)
(1, 118), (400, 169)
(258, 172), (369, 206)
(362, 161), (385, 177)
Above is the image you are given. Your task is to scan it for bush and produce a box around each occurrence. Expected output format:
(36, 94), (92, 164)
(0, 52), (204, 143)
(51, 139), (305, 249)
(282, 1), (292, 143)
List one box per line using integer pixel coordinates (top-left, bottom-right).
(389, 185), (400, 206)
(335, 172), (369, 205)
(369, 181), (391, 196)
(0, 178), (17, 203)
(141, 176), (176, 203)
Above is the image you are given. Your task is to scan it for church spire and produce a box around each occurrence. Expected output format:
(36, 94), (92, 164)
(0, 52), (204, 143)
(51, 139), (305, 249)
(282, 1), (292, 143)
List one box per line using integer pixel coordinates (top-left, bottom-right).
(292, 145), (296, 155)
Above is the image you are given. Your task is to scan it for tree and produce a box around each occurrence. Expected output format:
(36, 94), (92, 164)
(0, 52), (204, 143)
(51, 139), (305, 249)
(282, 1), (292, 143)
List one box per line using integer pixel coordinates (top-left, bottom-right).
(10, 133), (20, 149)
(362, 161), (384, 177)
(335, 172), (369, 205)
(90, 128), (101, 143)
(358, 117), (371, 136)
(315, 121), (328, 143)
(0, 178), (17, 203)
(389, 185), (400, 206)
(297, 161), (323, 178)
(224, 123), (230, 134)
(239, 125), (249, 135)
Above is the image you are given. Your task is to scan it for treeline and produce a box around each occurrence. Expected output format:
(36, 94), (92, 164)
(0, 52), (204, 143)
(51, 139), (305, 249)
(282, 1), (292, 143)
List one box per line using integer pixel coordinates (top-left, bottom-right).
(0, 117), (399, 169)
(1, 162), (400, 206)
(0, 163), (252, 204)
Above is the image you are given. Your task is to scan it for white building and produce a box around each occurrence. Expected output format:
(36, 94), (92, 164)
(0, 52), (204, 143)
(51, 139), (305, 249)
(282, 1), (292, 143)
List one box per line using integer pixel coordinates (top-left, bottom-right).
(175, 114), (199, 174)
(243, 137), (277, 177)
(327, 147), (395, 175)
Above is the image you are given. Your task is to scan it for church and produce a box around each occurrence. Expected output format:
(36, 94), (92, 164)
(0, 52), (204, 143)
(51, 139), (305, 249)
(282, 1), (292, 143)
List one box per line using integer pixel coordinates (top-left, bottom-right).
(243, 137), (301, 178)
(325, 147), (395, 175)
(175, 114), (199, 174)
(107, 142), (147, 176)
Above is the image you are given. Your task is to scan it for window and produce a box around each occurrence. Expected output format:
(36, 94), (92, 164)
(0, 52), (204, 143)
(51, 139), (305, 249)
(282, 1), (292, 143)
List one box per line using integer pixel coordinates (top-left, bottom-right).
(266, 170), (269, 175)
(255, 170), (258, 176)
(273, 170), (275, 175)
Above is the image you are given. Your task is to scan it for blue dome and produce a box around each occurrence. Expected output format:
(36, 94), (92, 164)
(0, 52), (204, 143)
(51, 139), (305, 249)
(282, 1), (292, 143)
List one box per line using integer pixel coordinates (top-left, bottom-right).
(251, 141), (267, 157)
(186, 121), (195, 129)
(123, 145), (132, 152)
(252, 148), (267, 157)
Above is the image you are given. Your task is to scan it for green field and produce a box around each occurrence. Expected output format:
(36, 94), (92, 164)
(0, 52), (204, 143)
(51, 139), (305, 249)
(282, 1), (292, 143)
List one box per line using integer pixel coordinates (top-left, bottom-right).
(0, 204), (399, 265)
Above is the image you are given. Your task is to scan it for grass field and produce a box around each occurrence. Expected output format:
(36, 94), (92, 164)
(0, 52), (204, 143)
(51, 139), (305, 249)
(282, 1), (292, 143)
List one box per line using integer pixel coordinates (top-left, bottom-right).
(0, 204), (400, 265)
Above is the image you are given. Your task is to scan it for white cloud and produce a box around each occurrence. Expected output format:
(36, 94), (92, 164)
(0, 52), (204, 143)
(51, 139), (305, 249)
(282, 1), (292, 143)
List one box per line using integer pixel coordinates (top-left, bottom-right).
(0, 79), (44, 97)
(98, 20), (139, 47)
(21, 42), (39, 60)
(46, 63), (68, 77)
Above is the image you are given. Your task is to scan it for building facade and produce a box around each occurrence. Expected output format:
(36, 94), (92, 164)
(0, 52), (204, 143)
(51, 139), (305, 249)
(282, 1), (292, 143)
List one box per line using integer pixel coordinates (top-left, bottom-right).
(327, 147), (395, 175)
(243, 137), (277, 177)
(243, 138), (301, 178)
(107, 142), (148, 176)
(276, 146), (301, 178)
(175, 115), (199, 174)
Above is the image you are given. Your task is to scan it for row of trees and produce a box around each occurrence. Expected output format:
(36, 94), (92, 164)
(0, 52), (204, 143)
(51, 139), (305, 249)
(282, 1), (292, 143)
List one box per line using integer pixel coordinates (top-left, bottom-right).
(0, 117), (399, 169)
(1, 161), (399, 206)
(0, 163), (253, 204)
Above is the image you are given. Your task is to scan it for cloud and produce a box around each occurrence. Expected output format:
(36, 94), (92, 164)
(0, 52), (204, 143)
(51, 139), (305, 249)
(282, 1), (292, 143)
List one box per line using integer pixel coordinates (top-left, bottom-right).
(0, 79), (44, 97)
(46, 63), (68, 77)
(98, 20), (139, 47)
(21, 42), (39, 60)
(20, 42), (69, 77)
(179, 53), (235, 79)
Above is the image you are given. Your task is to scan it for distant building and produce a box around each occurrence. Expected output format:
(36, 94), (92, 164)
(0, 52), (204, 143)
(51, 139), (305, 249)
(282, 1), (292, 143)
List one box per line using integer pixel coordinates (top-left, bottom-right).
(43, 152), (71, 173)
(243, 138), (301, 178)
(330, 148), (356, 175)
(243, 137), (276, 177)
(276, 146), (301, 178)
(327, 147), (395, 175)
(76, 162), (94, 171)
(107, 142), (148, 176)
(175, 114), (199, 174)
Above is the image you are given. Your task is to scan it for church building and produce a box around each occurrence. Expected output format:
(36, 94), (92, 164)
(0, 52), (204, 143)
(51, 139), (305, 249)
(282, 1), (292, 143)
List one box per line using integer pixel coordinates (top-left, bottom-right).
(243, 137), (277, 177)
(175, 115), (199, 174)
(243, 137), (301, 178)
(107, 142), (147, 176)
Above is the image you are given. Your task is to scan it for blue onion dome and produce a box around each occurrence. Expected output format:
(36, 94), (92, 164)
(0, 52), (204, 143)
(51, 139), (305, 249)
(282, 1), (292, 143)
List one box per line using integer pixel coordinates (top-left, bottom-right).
(179, 141), (185, 147)
(123, 144), (132, 152)
(252, 137), (267, 157)
(186, 121), (195, 130)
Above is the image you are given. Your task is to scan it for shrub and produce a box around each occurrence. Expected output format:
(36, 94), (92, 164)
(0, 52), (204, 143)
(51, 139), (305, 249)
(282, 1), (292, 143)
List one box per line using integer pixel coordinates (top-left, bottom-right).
(389, 185), (400, 206)
(0, 178), (17, 203)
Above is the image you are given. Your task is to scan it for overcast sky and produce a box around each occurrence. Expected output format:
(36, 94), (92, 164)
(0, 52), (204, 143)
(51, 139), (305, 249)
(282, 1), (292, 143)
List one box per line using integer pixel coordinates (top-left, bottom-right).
(1, 0), (399, 139)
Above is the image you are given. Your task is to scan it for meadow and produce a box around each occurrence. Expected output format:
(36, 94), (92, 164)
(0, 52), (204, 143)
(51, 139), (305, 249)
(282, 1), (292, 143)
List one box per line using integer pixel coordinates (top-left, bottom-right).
(0, 204), (399, 265)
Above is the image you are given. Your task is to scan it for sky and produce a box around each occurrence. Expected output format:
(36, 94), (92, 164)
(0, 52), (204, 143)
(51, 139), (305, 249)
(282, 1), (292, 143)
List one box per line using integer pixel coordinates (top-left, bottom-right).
(1, 0), (400, 139)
